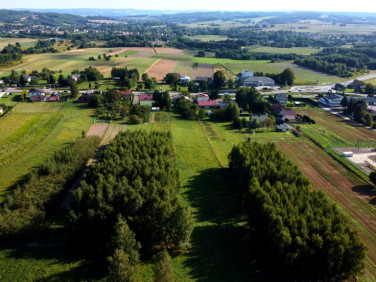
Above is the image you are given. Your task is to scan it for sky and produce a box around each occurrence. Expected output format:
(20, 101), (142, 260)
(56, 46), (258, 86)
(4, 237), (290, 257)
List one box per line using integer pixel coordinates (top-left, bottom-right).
(2, 0), (376, 13)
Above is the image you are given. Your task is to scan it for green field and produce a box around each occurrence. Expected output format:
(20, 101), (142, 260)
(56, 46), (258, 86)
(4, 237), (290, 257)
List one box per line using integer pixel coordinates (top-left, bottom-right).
(186, 35), (229, 42)
(0, 38), (38, 50)
(192, 57), (343, 85)
(0, 100), (93, 195)
(0, 48), (158, 78)
(0, 46), (345, 86)
(250, 46), (322, 55)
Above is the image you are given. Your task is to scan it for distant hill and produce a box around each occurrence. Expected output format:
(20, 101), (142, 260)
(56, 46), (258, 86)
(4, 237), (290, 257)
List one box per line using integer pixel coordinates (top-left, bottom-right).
(0, 9), (88, 26)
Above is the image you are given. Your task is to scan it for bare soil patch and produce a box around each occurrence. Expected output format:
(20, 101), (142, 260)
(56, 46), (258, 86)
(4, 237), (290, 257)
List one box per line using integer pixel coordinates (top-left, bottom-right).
(153, 47), (185, 55)
(86, 123), (109, 138)
(191, 63), (214, 79)
(146, 59), (178, 82)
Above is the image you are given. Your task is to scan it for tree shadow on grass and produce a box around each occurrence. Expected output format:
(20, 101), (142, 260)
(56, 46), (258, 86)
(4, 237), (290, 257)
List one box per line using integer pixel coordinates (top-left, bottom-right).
(352, 184), (376, 205)
(181, 168), (271, 281)
(0, 244), (106, 282)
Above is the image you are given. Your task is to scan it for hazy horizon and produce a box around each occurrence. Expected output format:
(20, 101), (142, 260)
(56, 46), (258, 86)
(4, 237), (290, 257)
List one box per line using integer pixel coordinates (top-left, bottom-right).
(2, 0), (376, 13)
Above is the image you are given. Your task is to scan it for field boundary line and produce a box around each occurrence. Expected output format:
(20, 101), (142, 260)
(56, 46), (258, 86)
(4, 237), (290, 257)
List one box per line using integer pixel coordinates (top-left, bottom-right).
(198, 120), (225, 168)
(144, 58), (161, 76)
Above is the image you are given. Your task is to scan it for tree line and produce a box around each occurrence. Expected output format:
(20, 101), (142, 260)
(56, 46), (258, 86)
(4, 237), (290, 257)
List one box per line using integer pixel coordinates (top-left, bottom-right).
(69, 130), (193, 280)
(228, 141), (366, 280)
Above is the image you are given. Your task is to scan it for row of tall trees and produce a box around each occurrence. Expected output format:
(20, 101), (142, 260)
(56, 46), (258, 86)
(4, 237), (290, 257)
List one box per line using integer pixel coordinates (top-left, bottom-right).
(342, 97), (374, 126)
(235, 87), (269, 114)
(228, 142), (366, 279)
(111, 67), (140, 89)
(69, 131), (193, 280)
(0, 136), (100, 240)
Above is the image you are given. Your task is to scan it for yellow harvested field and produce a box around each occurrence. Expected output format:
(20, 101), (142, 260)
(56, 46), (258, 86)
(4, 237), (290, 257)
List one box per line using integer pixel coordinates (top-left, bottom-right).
(146, 59), (178, 81)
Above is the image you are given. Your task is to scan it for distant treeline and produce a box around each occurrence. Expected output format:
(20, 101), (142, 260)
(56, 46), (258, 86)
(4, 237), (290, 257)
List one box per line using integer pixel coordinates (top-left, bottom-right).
(0, 136), (100, 240)
(215, 49), (298, 60)
(229, 142), (366, 280)
(295, 46), (376, 76)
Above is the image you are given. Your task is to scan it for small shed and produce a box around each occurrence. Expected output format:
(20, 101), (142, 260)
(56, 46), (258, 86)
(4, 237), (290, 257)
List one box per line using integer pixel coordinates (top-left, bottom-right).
(343, 151), (354, 157)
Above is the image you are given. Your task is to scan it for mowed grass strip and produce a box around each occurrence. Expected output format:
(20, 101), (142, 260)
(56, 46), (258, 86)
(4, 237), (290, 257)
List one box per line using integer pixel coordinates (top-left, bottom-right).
(166, 115), (267, 281)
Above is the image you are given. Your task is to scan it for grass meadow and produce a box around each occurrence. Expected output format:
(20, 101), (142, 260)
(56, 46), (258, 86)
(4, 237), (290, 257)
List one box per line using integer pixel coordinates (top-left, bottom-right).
(249, 46), (322, 55)
(0, 100), (94, 196)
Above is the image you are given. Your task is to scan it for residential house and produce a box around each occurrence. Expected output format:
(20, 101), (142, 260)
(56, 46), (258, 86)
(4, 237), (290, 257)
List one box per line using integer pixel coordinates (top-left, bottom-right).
(367, 96), (376, 105)
(48, 92), (60, 101)
(242, 76), (275, 87)
(28, 88), (45, 98)
(0, 106), (3, 115)
(180, 75), (190, 84)
(235, 70), (254, 83)
(120, 91), (133, 100)
(318, 94), (343, 107)
(138, 94), (153, 107)
(348, 79), (365, 89)
(334, 83), (346, 91)
(24, 75), (38, 82)
(198, 100), (217, 108)
(197, 94), (209, 102)
(78, 92), (94, 103)
(280, 108), (296, 121)
(275, 93), (288, 104)
(71, 74), (81, 81)
(270, 103), (284, 115)
(30, 94), (46, 102)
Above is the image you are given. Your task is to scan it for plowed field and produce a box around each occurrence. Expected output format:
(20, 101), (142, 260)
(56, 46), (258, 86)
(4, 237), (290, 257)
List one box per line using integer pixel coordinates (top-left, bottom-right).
(145, 59), (178, 81)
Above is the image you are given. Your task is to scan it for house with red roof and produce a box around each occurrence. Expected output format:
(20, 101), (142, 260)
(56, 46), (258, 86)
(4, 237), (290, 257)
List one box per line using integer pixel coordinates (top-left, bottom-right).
(197, 93), (209, 102)
(120, 91), (133, 100)
(198, 100), (217, 108)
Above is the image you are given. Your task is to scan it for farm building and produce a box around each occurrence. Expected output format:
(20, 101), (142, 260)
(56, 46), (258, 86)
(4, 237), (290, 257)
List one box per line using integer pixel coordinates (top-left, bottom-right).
(198, 100), (217, 109)
(242, 76), (275, 87)
(275, 93), (288, 104)
(280, 108), (297, 121)
(318, 94), (343, 107)
(216, 100), (229, 108)
(197, 93), (209, 102)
